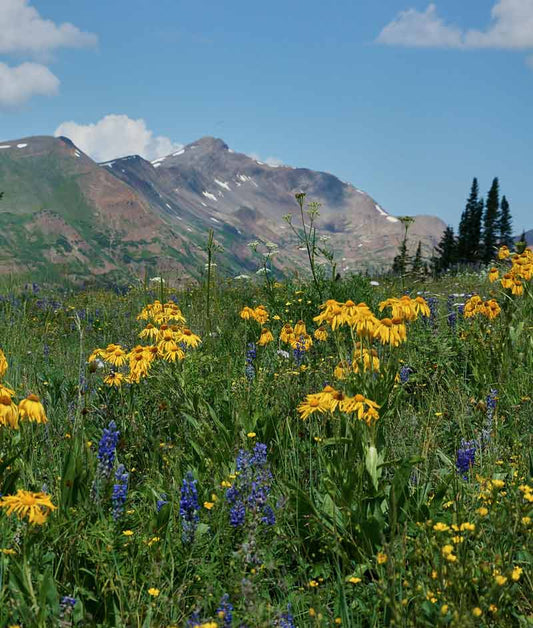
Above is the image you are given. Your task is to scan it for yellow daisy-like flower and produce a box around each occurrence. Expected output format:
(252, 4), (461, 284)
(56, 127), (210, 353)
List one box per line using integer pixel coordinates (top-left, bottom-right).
(297, 393), (331, 420)
(19, 394), (47, 424)
(161, 343), (186, 363)
(257, 328), (274, 346)
(348, 576), (362, 584)
(139, 323), (159, 341)
(290, 333), (313, 351)
(280, 324), (294, 343)
(103, 372), (125, 387)
(313, 326), (328, 341)
(340, 394), (380, 425)
(376, 552), (388, 565)
(239, 306), (255, 320)
(253, 306), (269, 324)
(497, 245), (510, 259)
(176, 328), (202, 348)
(0, 348), (8, 377)
(293, 320), (307, 336)
(122, 530), (134, 536)
(204, 501), (215, 510)
(147, 587), (160, 597)
(0, 383), (15, 398)
(488, 267), (499, 282)
(104, 346), (128, 367)
(472, 607), (483, 618)
(0, 395), (19, 429)
(0, 489), (56, 524)
(374, 318), (406, 347)
(511, 566), (523, 581)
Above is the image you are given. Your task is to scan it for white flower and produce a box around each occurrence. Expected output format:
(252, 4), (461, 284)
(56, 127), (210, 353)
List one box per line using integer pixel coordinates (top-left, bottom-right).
(149, 276), (165, 283)
(370, 280), (380, 286)
(277, 350), (290, 359)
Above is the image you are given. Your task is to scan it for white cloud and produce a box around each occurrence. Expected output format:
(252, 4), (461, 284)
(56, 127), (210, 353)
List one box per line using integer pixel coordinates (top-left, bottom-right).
(0, 0), (97, 54)
(0, 62), (59, 107)
(378, 0), (533, 50)
(377, 4), (463, 48)
(54, 114), (183, 162)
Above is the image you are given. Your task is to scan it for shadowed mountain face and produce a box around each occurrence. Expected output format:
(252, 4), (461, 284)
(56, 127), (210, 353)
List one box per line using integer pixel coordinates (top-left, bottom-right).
(0, 134), (445, 280)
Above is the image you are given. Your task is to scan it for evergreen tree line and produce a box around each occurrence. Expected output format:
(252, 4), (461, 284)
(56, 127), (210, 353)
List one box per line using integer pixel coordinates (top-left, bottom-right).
(435, 177), (516, 272)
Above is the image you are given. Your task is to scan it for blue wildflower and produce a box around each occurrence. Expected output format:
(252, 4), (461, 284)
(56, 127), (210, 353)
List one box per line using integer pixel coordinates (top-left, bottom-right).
(111, 464), (129, 520)
(216, 594), (234, 627)
(277, 605), (295, 628)
(156, 493), (168, 512)
(97, 421), (119, 478)
(399, 365), (412, 384)
(245, 343), (256, 381)
(180, 472), (199, 543)
(293, 336), (305, 366)
(456, 439), (477, 479)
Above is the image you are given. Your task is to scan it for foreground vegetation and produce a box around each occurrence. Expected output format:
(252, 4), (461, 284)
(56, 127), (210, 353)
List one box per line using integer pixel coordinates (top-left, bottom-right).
(0, 246), (531, 627)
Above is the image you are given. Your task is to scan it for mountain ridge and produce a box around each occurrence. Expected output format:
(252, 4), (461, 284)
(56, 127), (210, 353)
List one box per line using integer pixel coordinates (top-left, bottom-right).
(0, 134), (446, 280)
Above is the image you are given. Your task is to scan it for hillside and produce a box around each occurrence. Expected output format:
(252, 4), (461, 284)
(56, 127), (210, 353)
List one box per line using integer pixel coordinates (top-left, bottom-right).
(0, 135), (446, 280)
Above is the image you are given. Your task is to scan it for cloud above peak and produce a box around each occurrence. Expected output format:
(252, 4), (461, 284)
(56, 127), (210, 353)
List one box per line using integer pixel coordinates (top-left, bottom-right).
(377, 0), (533, 59)
(0, 0), (97, 54)
(54, 114), (183, 162)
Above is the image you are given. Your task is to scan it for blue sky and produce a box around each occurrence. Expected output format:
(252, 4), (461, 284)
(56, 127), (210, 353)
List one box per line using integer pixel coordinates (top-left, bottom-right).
(0, 0), (532, 230)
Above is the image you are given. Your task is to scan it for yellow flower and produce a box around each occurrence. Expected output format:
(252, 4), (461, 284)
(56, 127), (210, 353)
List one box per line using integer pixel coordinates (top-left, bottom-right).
(373, 318), (406, 347)
(459, 522), (475, 531)
(440, 605), (449, 615)
(521, 516), (531, 526)
(247, 432), (256, 438)
(476, 507), (488, 517)
(313, 326), (328, 341)
(511, 566), (523, 581)
(491, 479), (504, 489)
(139, 323), (159, 341)
(122, 530), (134, 537)
(488, 267), (499, 282)
(472, 607), (482, 617)
(340, 394), (380, 425)
(489, 604), (498, 613)
(253, 306), (269, 324)
(176, 328), (202, 348)
(376, 552), (388, 565)
(103, 372), (125, 387)
(1, 548), (17, 555)
(0, 384), (15, 398)
(204, 501), (215, 510)
(297, 393), (331, 420)
(0, 348), (8, 377)
(147, 587), (160, 597)
(494, 574), (507, 586)
(161, 343), (186, 363)
(19, 394), (47, 424)
(257, 328), (274, 346)
(308, 579), (319, 588)
(104, 346), (128, 367)
(147, 536), (160, 547)
(0, 395), (19, 429)
(0, 490), (56, 524)
(280, 324), (294, 343)
(433, 522), (450, 532)
(498, 245), (510, 259)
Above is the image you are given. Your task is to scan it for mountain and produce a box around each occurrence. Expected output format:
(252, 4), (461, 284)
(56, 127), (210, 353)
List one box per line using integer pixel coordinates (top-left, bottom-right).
(0, 134), (445, 280)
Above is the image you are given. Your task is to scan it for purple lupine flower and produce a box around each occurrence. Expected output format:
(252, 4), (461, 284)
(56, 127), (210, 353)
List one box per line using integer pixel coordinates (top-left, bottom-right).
(156, 493), (168, 512)
(225, 443), (275, 528)
(293, 335), (305, 366)
(216, 594), (234, 627)
(245, 343), (256, 381)
(97, 421), (119, 478)
(399, 365), (412, 384)
(456, 439), (477, 479)
(111, 464), (129, 520)
(180, 472), (199, 543)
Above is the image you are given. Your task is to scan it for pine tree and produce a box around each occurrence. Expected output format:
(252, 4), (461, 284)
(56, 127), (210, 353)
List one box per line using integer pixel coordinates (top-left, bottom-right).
(435, 226), (457, 273)
(469, 197), (484, 261)
(411, 241), (423, 275)
(482, 178), (500, 262)
(498, 195), (513, 247)
(392, 239), (408, 275)
(457, 178), (480, 262)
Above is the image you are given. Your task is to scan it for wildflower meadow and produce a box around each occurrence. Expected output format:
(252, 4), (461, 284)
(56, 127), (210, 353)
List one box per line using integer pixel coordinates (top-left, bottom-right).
(0, 244), (531, 627)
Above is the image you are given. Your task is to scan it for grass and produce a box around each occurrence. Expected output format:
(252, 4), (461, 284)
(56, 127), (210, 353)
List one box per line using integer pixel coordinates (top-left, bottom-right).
(0, 257), (531, 627)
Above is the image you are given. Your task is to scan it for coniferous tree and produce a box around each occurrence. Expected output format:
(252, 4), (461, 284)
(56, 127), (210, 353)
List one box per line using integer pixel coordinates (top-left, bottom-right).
(457, 178), (480, 262)
(411, 240), (423, 275)
(469, 197), (484, 262)
(516, 230), (528, 254)
(482, 178), (500, 262)
(435, 226), (457, 273)
(498, 195), (513, 247)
